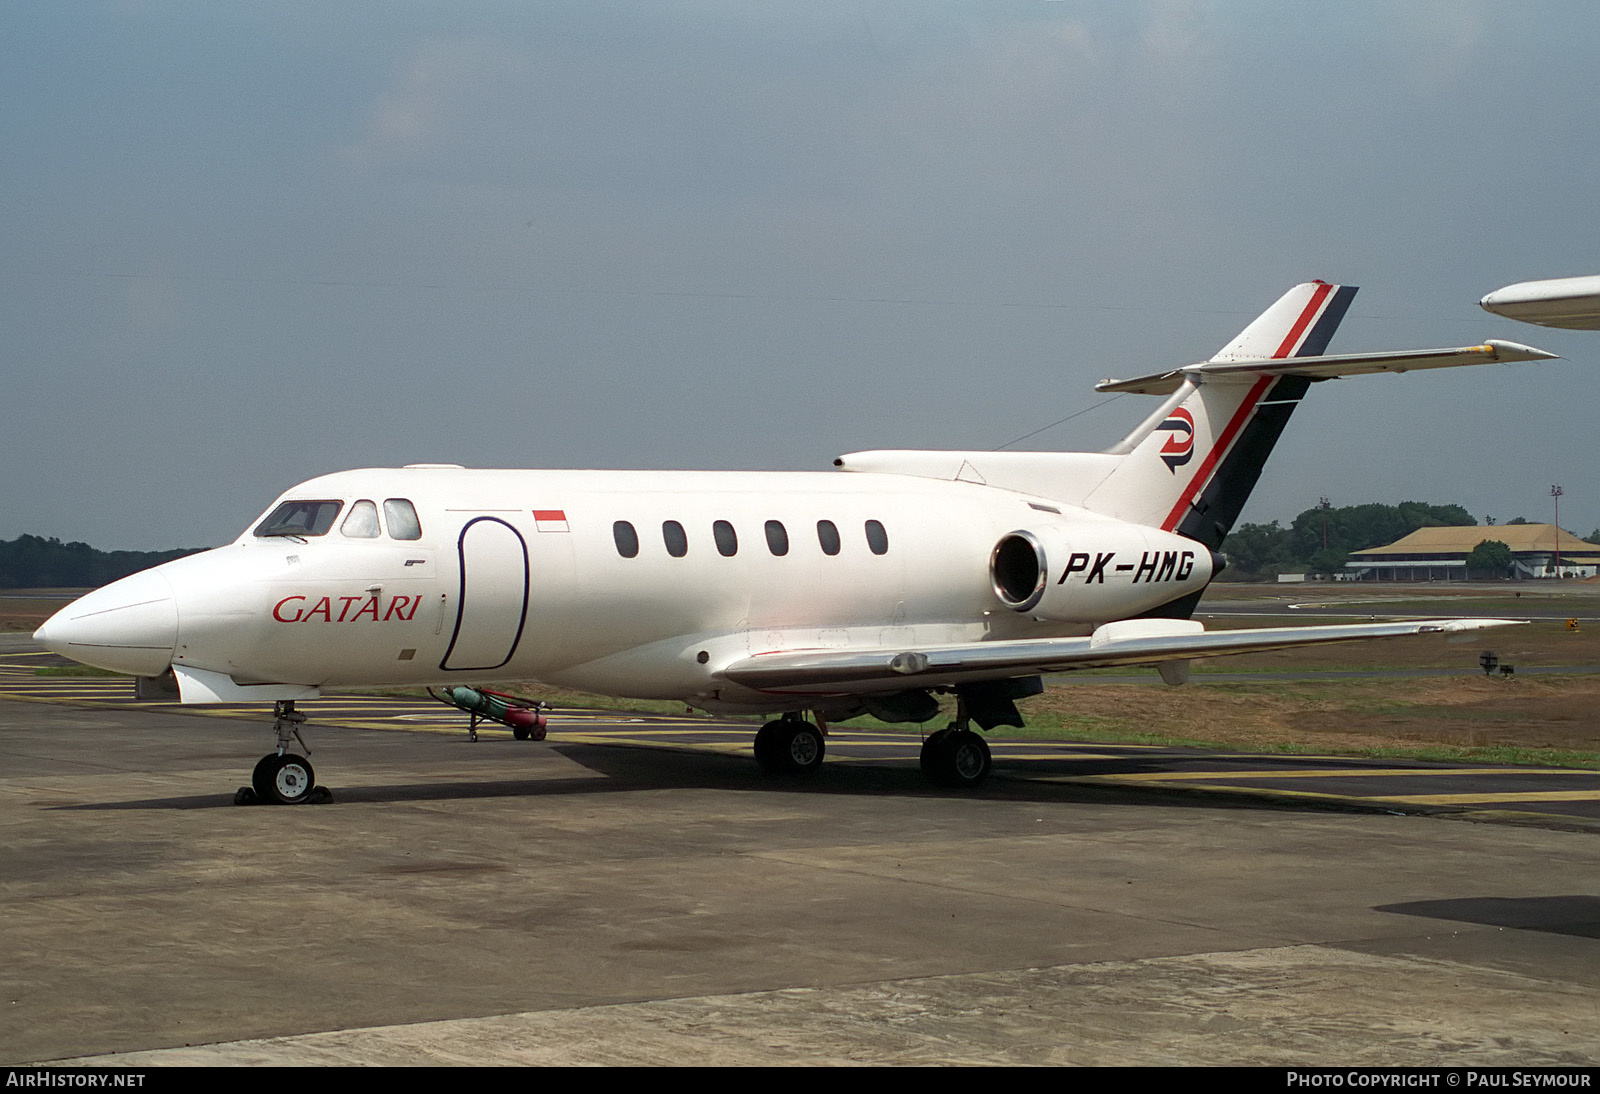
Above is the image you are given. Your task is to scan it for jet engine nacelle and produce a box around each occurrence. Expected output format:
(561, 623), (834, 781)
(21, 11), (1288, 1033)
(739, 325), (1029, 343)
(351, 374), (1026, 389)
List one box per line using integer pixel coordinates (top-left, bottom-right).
(988, 521), (1215, 623)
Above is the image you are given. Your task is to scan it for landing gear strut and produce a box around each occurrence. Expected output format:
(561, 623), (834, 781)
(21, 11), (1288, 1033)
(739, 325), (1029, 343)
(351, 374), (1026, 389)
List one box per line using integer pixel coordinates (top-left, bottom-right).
(234, 700), (329, 805)
(753, 713), (826, 776)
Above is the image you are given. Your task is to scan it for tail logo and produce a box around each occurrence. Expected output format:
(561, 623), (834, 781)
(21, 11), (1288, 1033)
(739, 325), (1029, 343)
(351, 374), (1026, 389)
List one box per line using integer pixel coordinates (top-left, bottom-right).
(1156, 408), (1194, 472)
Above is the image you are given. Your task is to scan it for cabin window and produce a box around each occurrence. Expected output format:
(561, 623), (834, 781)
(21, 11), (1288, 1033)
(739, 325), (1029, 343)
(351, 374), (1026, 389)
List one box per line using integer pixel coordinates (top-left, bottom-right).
(613, 520), (640, 558)
(663, 520), (688, 558)
(865, 520), (889, 555)
(713, 520), (738, 557)
(765, 520), (789, 556)
(254, 500), (343, 538)
(817, 520), (840, 556)
(341, 500), (381, 539)
(384, 499), (422, 540)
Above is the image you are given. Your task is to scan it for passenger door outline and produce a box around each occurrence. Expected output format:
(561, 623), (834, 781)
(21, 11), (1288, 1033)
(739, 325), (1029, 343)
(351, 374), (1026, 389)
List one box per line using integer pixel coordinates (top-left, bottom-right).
(440, 517), (530, 672)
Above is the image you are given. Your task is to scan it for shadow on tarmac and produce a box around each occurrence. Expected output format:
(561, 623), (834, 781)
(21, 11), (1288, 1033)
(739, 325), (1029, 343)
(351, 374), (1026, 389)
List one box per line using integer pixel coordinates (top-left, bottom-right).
(49, 737), (1384, 817)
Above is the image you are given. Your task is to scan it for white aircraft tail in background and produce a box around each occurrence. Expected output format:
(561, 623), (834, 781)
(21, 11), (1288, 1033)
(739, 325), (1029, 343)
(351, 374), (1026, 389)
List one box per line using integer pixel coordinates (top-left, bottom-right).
(35, 282), (1554, 801)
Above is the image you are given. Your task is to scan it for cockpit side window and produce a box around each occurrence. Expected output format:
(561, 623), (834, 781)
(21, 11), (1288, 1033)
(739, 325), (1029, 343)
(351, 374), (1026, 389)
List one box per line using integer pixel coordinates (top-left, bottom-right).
(254, 500), (343, 538)
(383, 499), (423, 540)
(341, 500), (381, 538)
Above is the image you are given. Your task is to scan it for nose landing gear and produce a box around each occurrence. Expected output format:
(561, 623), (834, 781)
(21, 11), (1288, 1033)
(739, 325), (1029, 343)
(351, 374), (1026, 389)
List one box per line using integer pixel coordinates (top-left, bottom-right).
(233, 700), (331, 805)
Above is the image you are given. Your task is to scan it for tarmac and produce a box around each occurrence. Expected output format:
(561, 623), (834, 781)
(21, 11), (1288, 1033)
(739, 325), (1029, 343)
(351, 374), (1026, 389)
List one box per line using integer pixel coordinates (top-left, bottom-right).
(3, 658), (1599, 1065)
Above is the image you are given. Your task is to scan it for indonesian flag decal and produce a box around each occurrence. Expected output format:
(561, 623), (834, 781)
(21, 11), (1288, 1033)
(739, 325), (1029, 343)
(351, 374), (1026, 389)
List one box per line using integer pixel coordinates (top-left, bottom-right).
(533, 509), (569, 533)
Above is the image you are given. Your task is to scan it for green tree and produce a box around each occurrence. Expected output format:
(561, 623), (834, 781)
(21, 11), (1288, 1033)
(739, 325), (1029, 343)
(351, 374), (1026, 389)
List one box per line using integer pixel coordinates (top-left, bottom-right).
(1465, 539), (1514, 579)
(1286, 500), (1475, 568)
(0, 535), (203, 588)
(1218, 521), (1294, 580)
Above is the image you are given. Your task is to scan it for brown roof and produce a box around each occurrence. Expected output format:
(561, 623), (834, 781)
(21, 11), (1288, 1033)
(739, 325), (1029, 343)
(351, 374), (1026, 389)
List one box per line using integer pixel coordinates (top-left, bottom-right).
(1352, 523), (1600, 558)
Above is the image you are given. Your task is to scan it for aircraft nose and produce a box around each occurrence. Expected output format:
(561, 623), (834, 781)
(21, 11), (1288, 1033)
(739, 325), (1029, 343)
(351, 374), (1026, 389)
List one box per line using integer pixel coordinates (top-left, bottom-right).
(33, 568), (178, 677)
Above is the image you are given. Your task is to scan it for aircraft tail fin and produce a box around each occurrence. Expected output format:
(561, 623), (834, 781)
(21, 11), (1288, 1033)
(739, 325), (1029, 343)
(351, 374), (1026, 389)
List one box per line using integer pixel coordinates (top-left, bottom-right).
(1079, 282), (1358, 546)
(839, 281), (1556, 554)
(1213, 280), (1357, 362)
(1084, 282), (1555, 548)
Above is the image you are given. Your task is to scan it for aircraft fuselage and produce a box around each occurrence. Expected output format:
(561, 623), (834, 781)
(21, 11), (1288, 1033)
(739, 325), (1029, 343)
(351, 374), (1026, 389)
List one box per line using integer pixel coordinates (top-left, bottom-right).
(110, 466), (1209, 712)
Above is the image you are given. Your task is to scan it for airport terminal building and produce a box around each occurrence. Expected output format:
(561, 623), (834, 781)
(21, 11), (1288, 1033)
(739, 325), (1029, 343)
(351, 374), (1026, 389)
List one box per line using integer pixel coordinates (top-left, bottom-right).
(1345, 524), (1600, 581)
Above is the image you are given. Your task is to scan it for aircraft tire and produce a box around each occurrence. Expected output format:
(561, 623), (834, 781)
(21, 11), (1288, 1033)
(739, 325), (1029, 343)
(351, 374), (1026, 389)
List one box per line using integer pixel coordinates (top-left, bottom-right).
(928, 730), (991, 789)
(252, 753), (316, 805)
(250, 754), (277, 796)
(919, 728), (952, 775)
(753, 720), (786, 774)
(512, 725), (533, 741)
(756, 720), (824, 776)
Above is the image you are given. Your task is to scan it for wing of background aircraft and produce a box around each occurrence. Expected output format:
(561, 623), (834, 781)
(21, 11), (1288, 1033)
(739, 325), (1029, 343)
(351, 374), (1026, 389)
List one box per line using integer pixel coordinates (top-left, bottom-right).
(1479, 275), (1600, 330)
(722, 617), (1524, 694)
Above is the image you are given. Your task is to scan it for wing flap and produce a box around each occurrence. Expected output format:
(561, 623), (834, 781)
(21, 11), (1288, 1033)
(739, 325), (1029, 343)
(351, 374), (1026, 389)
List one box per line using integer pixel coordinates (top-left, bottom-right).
(720, 618), (1524, 695)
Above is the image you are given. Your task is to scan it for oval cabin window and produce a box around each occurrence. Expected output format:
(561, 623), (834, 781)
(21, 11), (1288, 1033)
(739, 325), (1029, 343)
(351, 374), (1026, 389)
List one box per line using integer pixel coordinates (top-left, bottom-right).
(816, 520), (841, 556)
(765, 520), (789, 556)
(865, 520), (889, 556)
(663, 520), (688, 557)
(613, 520), (640, 558)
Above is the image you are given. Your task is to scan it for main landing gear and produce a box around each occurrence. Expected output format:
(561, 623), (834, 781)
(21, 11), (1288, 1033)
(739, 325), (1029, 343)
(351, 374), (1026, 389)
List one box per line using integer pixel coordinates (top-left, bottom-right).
(749, 706), (994, 788)
(919, 721), (992, 789)
(234, 700), (330, 806)
(753, 713), (826, 777)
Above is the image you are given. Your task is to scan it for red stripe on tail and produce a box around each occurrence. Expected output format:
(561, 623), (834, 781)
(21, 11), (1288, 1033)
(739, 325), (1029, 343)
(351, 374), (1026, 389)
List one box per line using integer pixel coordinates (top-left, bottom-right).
(1272, 281), (1333, 359)
(1161, 375), (1275, 532)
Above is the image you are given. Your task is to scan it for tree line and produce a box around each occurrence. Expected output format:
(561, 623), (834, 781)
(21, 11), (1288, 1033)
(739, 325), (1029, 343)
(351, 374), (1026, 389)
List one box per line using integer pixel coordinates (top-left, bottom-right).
(0, 534), (203, 589)
(1219, 502), (1600, 581)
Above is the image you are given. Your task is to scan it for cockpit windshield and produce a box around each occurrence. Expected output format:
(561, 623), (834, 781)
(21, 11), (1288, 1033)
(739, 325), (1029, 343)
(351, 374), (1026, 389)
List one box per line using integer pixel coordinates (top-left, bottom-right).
(254, 500), (344, 539)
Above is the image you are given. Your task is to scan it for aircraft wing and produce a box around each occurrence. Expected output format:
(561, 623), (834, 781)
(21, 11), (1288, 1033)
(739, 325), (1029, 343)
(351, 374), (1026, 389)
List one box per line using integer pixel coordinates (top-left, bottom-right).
(1480, 275), (1600, 330)
(720, 617), (1524, 695)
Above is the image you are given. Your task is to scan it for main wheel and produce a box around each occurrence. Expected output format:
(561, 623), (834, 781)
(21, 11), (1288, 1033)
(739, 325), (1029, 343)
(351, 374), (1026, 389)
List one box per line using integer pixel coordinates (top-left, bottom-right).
(252, 753), (316, 805)
(919, 727), (952, 776)
(755, 721), (825, 776)
(927, 730), (991, 789)
(753, 719), (786, 773)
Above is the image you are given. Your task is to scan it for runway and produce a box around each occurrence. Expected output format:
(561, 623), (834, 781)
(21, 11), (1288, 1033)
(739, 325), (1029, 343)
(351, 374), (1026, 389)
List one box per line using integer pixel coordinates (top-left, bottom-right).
(2, 664), (1598, 1064)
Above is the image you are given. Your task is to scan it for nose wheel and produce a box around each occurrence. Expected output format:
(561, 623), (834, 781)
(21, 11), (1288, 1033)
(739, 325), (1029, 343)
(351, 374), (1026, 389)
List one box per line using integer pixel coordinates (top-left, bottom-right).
(250, 752), (316, 804)
(234, 701), (331, 805)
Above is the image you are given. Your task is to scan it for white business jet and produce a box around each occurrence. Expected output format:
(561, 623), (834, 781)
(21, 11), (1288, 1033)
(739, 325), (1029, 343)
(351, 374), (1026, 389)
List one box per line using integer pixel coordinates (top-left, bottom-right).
(34, 282), (1553, 803)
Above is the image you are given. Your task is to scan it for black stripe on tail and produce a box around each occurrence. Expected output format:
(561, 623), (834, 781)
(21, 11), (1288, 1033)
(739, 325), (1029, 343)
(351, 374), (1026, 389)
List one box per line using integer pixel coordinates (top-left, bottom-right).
(1296, 284), (1357, 357)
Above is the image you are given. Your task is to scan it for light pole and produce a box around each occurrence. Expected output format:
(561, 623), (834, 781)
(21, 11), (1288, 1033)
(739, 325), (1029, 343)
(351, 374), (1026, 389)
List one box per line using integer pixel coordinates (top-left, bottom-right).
(1551, 484), (1564, 577)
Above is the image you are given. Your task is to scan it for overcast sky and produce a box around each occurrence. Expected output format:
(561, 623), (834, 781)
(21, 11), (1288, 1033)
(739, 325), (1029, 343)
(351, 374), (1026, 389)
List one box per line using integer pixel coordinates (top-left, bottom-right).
(4, 2), (1598, 551)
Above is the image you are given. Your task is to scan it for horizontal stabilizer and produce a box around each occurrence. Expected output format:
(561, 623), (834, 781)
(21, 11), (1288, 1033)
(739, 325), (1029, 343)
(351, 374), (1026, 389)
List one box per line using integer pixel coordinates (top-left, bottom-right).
(721, 618), (1524, 695)
(1097, 340), (1557, 396)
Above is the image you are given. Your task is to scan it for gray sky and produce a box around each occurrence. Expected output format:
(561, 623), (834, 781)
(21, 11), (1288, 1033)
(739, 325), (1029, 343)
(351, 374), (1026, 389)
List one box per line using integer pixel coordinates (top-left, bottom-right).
(4, 2), (1598, 551)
